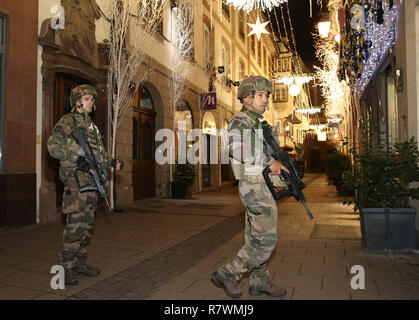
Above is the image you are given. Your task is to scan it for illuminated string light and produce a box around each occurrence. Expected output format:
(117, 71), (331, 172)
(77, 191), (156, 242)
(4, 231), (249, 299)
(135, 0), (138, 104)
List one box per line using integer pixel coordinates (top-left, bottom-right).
(275, 75), (313, 86)
(295, 108), (321, 114)
(354, 1), (400, 95)
(314, 0), (351, 120)
(224, 0), (288, 13)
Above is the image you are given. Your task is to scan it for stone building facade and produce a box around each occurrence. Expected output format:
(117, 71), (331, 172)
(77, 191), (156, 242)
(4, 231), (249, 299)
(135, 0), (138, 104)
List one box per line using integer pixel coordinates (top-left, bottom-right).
(0, 0), (281, 226)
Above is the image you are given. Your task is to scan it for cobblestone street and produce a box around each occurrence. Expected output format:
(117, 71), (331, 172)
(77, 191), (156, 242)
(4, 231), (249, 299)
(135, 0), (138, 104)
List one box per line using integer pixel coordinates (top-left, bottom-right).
(0, 173), (418, 300)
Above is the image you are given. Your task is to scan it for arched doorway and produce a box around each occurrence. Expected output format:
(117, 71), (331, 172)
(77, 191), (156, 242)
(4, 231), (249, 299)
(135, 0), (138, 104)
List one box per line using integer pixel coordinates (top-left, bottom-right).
(133, 85), (156, 199)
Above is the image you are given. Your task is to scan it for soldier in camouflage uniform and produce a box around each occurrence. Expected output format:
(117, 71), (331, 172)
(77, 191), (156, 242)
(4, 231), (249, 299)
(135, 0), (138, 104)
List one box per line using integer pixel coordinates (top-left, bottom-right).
(48, 84), (123, 286)
(211, 76), (288, 298)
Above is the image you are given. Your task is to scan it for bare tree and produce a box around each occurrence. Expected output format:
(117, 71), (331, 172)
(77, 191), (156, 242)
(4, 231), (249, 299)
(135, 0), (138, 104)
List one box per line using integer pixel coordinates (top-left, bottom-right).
(169, 0), (194, 181)
(106, 0), (165, 208)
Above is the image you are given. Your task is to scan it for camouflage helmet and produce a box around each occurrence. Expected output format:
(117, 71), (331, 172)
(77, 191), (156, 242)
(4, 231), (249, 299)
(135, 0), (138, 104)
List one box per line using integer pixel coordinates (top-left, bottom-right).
(70, 84), (97, 107)
(237, 76), (273, 100)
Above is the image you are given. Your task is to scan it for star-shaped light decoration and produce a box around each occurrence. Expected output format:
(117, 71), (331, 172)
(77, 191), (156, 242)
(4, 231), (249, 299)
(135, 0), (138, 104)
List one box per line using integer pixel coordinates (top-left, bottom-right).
(247, 16), (270, 41)
(225, 0), (288, 13)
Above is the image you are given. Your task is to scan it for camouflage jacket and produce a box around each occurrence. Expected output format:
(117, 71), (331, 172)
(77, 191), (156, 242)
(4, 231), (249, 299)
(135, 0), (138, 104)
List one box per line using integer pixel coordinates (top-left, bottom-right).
(227, 106), (283, 184)
(47, 109), (112, 183)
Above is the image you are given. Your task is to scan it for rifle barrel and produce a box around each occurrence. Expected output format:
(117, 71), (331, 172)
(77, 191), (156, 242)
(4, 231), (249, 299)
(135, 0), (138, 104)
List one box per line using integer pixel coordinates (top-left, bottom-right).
(302, 200), (314, 220)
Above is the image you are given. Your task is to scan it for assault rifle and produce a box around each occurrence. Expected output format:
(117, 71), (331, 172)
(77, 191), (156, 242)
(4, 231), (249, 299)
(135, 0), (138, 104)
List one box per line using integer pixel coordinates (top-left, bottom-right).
(258, 122), (314, 220)
(71, 128), (112, 221)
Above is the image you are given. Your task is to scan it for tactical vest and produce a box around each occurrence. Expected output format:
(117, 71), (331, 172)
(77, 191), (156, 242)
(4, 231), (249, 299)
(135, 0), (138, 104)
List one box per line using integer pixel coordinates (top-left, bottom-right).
(229, 107), (286, 187)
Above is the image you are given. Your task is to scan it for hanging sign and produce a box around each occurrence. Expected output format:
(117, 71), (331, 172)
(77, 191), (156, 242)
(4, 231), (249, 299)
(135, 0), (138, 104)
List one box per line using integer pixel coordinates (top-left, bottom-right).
(200, 93), (216, 110)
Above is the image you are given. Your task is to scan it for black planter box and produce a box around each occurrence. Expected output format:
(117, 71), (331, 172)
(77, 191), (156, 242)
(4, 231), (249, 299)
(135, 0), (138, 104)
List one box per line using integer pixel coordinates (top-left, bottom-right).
(361, 208), (417, 253)
(171, 181), (187, 199)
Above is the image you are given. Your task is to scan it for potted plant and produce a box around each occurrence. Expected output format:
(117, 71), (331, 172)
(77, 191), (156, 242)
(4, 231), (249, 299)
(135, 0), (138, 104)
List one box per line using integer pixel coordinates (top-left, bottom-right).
(342, 137), (419, 253)
(325, 148), (354, 196)
(171, 160), (196, 199)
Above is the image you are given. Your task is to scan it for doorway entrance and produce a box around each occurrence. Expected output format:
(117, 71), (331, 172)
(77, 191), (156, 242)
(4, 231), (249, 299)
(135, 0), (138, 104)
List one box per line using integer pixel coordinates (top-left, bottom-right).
(133, 86), (156, 200)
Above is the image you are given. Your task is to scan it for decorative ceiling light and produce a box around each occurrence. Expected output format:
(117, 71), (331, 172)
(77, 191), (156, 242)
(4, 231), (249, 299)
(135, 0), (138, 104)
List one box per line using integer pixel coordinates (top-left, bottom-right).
(295, 108), (321, 114)
(309, 125), (328, 130)
(247, 16), (270, 41)
(288, 84), (301, 96)
(327, 118), (342, 123)
(275, 75), (314, 86)
(225, 0), (288, 13)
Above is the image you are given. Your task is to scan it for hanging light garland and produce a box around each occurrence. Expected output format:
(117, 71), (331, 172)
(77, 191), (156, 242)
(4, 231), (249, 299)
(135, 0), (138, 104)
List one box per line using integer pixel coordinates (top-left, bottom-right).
(338, 0), (400, 95)
(353, 1), (399, 94)
(274, 75), (314, 86)
(314, 0), (351, 119)
(224, 0), (288, 13)
(295, 107), (322, 114)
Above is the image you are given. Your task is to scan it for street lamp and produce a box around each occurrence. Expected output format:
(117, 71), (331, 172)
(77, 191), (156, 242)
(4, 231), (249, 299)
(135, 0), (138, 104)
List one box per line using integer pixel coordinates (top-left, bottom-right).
(318, 11), (331, 38)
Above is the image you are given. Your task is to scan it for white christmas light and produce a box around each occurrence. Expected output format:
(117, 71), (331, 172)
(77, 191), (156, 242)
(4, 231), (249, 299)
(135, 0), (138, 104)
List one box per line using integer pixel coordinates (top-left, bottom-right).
(354, 1), (399, 95)
(225, 0), (288, 13)
(295, 108), (321, 114)
(317, 130), (327, 141)
(309, 125), (328, 130)
(288, 84), (300, 96)
(247, 16), (270, 41)
(275, 75), (313, 86)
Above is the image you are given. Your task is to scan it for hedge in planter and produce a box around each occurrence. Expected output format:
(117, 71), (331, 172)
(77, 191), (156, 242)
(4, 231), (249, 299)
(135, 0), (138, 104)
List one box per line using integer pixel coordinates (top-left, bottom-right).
(342, 137), (419, 253)
(171, 161), (196, 199)
(325, 148), (353, 196)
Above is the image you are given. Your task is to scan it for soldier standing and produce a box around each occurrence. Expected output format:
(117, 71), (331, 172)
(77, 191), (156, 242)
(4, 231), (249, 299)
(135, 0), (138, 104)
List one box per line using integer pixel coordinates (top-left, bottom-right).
(48, 84), (123, 286)
(211, 76), (288, 298)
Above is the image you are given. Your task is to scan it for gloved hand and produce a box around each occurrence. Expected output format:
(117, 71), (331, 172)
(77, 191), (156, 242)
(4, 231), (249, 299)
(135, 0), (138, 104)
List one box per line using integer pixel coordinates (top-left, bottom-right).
(111, 159), (124, 170)
(76, 156), (90, 172)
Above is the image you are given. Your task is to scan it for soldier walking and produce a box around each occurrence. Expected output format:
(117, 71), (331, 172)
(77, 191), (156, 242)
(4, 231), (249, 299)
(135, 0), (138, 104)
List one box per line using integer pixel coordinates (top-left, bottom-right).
(48, 85), (123, 286)
(212, 76), (288, 298)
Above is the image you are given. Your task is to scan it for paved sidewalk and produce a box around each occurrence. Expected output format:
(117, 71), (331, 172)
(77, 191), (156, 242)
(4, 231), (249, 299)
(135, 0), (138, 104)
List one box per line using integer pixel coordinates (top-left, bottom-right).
(0, 173), (418, 300)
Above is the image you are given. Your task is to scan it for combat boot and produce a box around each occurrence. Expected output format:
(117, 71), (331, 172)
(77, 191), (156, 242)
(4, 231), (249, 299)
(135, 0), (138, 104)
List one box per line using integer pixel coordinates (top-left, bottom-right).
(249, 281), (287, 297)
(211, 271), (242, 299)
(74, 264), (101, 277)
(64, 268), (79, 286)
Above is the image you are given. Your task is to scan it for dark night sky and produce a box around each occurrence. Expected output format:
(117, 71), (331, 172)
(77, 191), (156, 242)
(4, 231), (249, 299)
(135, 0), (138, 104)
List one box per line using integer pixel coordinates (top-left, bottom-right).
(269, 0), (323, 63)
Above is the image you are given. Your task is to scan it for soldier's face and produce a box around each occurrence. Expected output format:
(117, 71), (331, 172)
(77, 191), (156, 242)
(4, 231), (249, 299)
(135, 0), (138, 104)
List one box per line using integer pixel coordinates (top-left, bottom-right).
(77, 94), (95, 113)
(243, 90), (269, 114)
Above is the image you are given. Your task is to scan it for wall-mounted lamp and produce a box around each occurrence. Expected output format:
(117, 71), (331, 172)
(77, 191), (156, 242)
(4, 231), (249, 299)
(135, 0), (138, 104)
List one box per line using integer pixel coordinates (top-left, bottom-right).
(318, 11), (331, 38)
(171, 0), (178, 11)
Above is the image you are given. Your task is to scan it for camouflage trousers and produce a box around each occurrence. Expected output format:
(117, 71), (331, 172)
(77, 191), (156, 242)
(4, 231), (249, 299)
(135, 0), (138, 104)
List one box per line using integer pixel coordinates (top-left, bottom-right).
(59, 178), (97, 269)
(217, 180), (278, 286)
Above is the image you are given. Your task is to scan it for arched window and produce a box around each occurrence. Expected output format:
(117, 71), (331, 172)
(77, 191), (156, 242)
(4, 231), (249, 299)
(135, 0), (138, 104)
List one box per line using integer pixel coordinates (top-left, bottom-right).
(175, 100), (193, 161)
(175, 100), (193, 131)
(139, 86), (154, 110)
